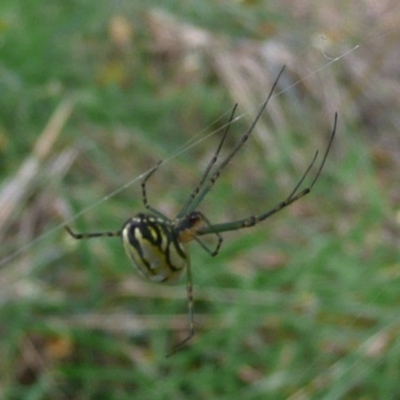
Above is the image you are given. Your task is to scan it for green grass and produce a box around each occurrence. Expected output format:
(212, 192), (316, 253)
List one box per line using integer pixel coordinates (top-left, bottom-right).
(1, 1), (400, 399)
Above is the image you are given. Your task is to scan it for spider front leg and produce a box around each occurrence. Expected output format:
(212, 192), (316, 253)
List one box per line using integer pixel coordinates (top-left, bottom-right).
(178, 104), (238, 219)
(196, 112), (337, 236)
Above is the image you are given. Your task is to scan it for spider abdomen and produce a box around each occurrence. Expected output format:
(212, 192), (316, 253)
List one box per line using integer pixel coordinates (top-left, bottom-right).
(121, 213), (187, 284)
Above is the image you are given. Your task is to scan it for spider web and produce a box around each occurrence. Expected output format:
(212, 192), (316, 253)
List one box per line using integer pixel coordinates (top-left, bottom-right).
(0, 3), (399, 396)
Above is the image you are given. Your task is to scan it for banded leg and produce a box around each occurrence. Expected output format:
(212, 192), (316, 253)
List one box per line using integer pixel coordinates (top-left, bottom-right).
(167, 251), (194, 357)
(176, 211), (223, 256)
(178, 103), (238, 218)
(193, 211), (223, 257)
(65, 225), (121, 239)
(196, 112), (337, 236)
(183, 66), (286, 215)
(140, 161), (167, 218)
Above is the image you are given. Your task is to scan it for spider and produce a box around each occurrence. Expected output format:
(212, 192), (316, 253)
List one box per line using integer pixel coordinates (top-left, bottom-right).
(65, 66), (337, 355)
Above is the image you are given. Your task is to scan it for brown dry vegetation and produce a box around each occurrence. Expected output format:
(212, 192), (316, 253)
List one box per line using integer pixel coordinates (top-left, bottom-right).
(1, 1), (400, 399)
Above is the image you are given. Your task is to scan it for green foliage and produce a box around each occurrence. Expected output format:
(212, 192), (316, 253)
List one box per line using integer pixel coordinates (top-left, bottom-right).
(1, 1), (400, 399)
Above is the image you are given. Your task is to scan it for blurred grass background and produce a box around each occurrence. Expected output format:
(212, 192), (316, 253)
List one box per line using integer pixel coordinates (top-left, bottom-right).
(1, 1), (400, 399)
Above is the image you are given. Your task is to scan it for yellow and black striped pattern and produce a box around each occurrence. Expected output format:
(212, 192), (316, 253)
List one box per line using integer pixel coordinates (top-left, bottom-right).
(64, 65), (336, 354)
(121, 213), (189, 284)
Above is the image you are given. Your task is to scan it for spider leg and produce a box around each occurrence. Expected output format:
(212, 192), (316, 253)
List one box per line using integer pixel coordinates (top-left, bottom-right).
(65, 225), (121, 239)
(194, 235), (222, 257)
(285, 150), (318, 200)
(183, 66), (286, 215)
(308, 112), (337, 189)
(167, 249), (194, 357)
(193, 211), (223, 256)
(196, 112), (337, 236)
(176, 210), (223, 256)
(177, 103), (238, 219)
(140, 161), (168, 218)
